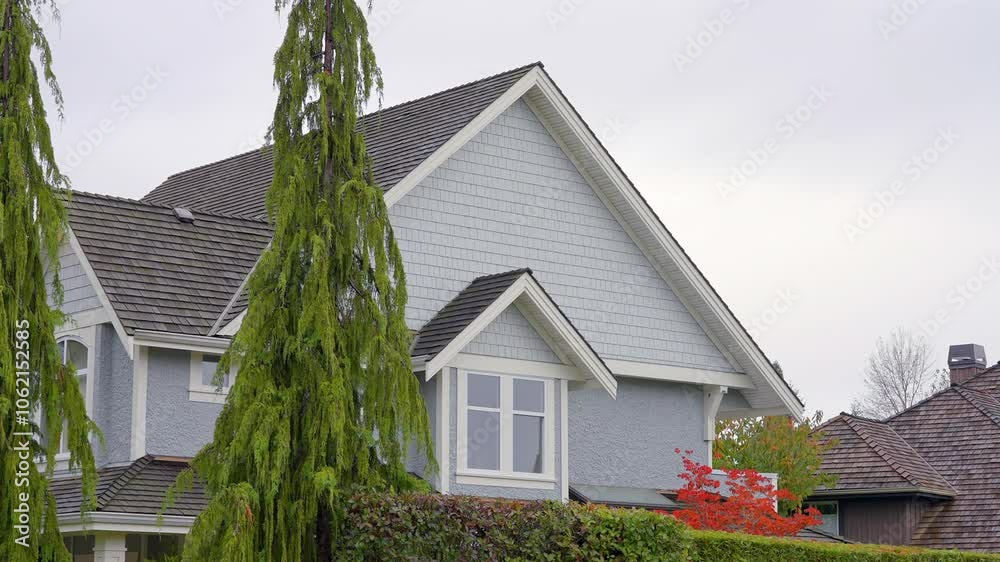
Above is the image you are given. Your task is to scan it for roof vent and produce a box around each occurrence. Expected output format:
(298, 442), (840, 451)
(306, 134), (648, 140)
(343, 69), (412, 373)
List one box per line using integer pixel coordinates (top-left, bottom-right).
(173, 207), (195, 224)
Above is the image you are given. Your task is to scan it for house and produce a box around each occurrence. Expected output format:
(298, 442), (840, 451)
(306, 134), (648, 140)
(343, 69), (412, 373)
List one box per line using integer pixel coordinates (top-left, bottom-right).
(805, 344), (1000, 553)
(47, 62), (802, 560)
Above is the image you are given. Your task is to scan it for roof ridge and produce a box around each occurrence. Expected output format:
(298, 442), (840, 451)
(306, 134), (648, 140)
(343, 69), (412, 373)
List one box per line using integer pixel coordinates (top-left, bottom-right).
(841, 415), (923, 489)
(96, 455), (153, 511)
(954, 385), (1000, 428)
(883, 385), (958, 423)
(70, 189), (271, 224)
(154, 62), (543, 186)
(471, 267), (533, 283)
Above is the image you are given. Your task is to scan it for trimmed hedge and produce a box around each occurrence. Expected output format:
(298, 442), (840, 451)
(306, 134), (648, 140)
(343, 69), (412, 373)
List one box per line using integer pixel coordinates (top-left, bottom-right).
(334, 493), (1000, 562)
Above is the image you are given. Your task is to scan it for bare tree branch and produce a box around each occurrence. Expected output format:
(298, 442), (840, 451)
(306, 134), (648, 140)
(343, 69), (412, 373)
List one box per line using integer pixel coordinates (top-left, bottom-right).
(851, 328), (938, 419)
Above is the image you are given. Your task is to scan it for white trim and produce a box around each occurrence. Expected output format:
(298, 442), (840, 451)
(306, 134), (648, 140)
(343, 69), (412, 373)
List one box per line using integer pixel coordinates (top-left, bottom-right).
(383, 67), (545, 208)
(717, 407), (795, 419)
(456, 369), (556, 485)
(132, 329), (232, 354)
(437, 367), (450, 494)
(188, 351), (235, 403)
(560, 379), (568, 502)
(66, 228), (132, 358)
(456, 473), (556, 490)
(59, 307), (111, 330)
(217, 310), (245, 337)
(424, 273), (616, 398)
(607, 359), (755, 389)
(58, 511), (194, 535)
(703, 385), (728, 442)
(130, 345), (148, 460)
(450, 354), (584, 381)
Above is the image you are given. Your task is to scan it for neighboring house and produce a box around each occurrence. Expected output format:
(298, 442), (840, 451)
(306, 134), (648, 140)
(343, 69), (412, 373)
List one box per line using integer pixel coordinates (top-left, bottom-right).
(47, 62), (802, 561)
(806, 344), (1000, 553)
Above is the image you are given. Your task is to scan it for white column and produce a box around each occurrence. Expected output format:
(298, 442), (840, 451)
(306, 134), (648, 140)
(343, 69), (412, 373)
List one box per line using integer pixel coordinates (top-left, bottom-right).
(93, 532), (129, 562)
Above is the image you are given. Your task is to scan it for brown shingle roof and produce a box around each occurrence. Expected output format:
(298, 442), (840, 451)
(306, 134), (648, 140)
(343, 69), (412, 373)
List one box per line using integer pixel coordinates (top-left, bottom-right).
(67, 191), (273, 336)
(142, 63), (540, 219)
(52, 456), (206, 517)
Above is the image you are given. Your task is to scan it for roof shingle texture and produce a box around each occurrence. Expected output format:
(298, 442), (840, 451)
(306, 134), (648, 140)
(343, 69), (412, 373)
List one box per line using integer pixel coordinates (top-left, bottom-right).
(141, 63), (538, 219)
(411, 268), (531, 358)
(815, 366), (1000, 552)
(67, 191), (272, 336)
(52, 456), (206, 517)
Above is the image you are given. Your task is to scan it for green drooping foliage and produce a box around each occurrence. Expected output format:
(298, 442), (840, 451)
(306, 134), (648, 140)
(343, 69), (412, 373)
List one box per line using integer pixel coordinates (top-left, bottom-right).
(714, 411), (838, 514)
(0, 1), (98, 560)
(331, 493), (1000, 562)
(175, 1), (433, 560)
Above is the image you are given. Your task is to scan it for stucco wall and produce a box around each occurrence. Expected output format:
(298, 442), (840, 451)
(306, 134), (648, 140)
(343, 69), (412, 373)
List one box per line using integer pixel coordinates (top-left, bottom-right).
(93, 324), (133, 466)
(568, 378), (707, 490)
(145, 348), (221, 458)
(389, 99), (734, 373)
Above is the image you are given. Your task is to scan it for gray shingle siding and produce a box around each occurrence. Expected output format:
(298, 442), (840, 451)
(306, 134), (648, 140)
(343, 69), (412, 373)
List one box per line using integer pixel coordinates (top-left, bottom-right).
(569, 378), (707, 491)
(390, 100), (735, 372)
(50, 244), (102, 315)
(464, 307), (562, 364)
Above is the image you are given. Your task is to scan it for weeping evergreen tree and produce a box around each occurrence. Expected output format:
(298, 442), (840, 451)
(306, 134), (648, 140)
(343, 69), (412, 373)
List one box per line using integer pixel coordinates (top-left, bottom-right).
(0, 1), (98, 561)
(175, 1), (433, 559)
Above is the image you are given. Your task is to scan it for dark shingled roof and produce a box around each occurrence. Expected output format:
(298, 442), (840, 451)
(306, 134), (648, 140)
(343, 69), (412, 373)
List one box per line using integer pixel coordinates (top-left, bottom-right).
(813, 366), (1000, 552)
(142, 63), (540, 219)
(52, 456), (206, 517)
(411, 268), (531, 358)
(67, 191), (273, 336)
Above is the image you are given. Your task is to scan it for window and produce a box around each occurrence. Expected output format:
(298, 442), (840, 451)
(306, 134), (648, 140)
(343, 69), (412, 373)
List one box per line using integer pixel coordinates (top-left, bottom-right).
(53, 338), (90, 456)
(188, 351), (235, 403)
(458, 371), (554, 485)
(805, 501), (839, 535)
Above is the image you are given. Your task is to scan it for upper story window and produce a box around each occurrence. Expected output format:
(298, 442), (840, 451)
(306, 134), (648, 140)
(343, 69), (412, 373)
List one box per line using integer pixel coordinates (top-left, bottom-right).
(458, 371), (554, 482)
(54, 338), (90, 457)
(189, 351), (234, 404)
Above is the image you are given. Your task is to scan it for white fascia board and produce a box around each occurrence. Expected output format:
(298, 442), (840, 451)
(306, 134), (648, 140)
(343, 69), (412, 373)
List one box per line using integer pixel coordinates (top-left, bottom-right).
(607, 360), (755, 389)
(58, 512), (195, 535)
(716, 407), (798, 420)
(66, 227), (133, 358)
(528, 72), (803, 421)
(132, 330), (232, 354)
(383, 67), (545, 208)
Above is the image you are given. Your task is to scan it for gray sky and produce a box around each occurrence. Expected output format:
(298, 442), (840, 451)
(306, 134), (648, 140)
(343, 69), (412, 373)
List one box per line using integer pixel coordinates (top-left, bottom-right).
(41, 0), (1000, 419)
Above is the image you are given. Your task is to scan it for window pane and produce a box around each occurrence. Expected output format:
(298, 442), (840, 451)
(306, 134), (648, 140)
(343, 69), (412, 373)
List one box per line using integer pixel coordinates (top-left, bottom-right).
(467, 374), (499, 409)
(513, 379), (544, 413)
(466, 410), (500, 470)
(201, 355), (223, 387)
(513, 414), (544, 473)
(67, 340), (88, 371)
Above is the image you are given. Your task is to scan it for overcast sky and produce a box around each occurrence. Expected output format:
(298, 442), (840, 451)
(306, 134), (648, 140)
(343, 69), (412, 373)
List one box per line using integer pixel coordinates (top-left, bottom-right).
(40, 0), (1000, 419)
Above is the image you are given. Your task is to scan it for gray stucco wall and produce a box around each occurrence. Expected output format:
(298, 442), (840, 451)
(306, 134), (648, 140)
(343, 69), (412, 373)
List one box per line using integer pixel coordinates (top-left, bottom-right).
(464, 307), (561, 364)
(390, 99), (734, 373)
(406, 375), (437, 479)
(145, 348), (221, 457)
(93, 324), (133, 466)
(568, 378), (707, 491)
(447, 367), (563, 501)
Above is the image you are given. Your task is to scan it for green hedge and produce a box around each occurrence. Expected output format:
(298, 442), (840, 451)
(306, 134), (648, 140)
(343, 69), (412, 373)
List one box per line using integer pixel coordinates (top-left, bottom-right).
(334, 493), (1000, 562)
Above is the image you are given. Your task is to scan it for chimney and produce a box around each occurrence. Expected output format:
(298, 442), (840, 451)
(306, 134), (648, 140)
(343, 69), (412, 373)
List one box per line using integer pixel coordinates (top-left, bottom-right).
(948, 344), (987, 386)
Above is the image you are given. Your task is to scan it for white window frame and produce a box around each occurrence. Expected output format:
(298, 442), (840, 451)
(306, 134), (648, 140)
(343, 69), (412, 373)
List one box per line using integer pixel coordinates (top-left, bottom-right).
(50, 328), (96, 466)
(188, 351), (235, 404)
(456, 369), (555, 489)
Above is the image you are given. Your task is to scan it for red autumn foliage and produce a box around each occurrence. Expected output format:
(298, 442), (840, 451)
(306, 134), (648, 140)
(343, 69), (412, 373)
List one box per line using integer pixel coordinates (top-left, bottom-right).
(663, 449), (821, 537)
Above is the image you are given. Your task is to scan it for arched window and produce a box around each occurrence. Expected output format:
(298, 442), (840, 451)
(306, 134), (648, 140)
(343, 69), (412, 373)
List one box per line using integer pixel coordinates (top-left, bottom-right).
(55, 337), (90, 456)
